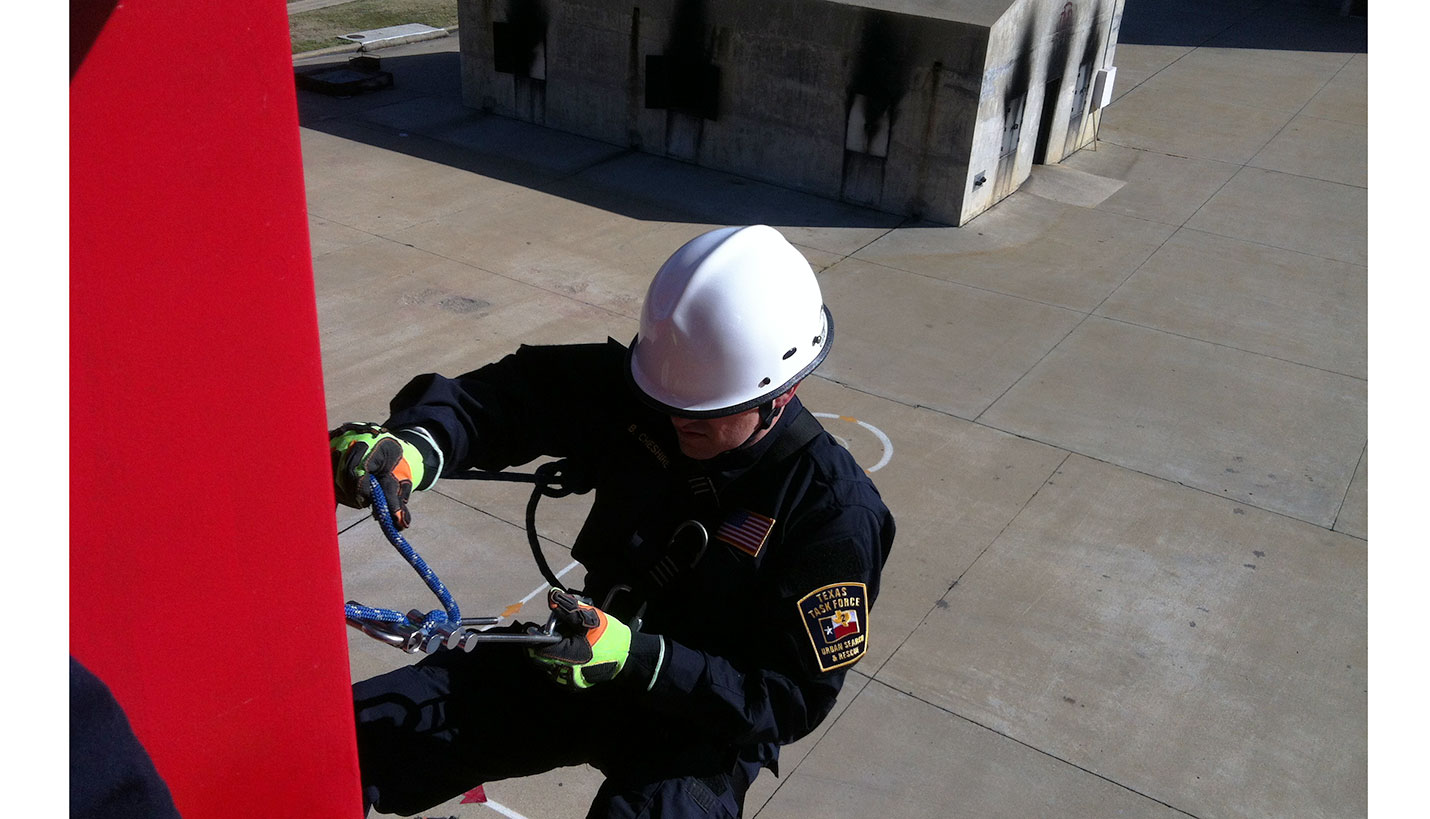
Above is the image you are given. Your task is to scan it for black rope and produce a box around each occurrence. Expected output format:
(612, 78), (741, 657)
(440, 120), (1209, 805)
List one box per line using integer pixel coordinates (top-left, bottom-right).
(449, 458), (592, 592)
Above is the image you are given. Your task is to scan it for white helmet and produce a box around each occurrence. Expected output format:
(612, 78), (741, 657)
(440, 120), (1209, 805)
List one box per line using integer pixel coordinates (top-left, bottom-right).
(628, 225), (833, 417)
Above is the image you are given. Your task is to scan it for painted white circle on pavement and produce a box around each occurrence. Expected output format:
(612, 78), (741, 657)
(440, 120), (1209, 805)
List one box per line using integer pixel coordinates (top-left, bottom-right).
(813, 413), (893, 473)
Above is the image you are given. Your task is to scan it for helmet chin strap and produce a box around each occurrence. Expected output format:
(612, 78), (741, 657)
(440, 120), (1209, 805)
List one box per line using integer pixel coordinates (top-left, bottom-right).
(735, 400), (782, 450)
(757, 400), (781, 431)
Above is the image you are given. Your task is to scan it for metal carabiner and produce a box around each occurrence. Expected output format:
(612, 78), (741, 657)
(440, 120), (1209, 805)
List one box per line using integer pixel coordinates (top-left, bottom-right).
(600, 584), (648, 633)
(346, 608), (422, 649)
(670, 520), (710, 568)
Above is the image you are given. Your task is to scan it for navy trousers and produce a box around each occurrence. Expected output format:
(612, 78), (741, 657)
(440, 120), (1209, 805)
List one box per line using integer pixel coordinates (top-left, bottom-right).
(354, 641), (762, 818)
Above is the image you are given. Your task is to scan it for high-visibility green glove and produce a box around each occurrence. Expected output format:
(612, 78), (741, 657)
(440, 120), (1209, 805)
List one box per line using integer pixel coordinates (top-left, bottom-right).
(530, 589), (635, 689)
(329, 422), (428, 529)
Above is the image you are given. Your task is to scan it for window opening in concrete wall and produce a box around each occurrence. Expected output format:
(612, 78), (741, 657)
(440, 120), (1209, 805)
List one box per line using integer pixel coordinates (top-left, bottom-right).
(1034, 0), (1076, 164)
(645, 1), (720, 161)
(842, 92), (892, 206)
(1033, 78), (1061, 164)
(646, 55), (719, 160)
(644, 56), (720, 121)
(846, 93), (892, 158)
(993, 92), (1025, 201)
(840, 10), (905, 211)
(492, 16), (547, 124)
(1064, 60), (1092, 156)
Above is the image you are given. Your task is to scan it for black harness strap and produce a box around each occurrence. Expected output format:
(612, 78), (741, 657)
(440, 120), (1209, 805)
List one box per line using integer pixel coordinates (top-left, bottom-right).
(765, 407), (825, 464)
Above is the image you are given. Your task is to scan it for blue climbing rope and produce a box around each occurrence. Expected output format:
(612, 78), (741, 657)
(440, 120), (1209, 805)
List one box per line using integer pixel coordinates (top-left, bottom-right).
(343, 475), (461, 634)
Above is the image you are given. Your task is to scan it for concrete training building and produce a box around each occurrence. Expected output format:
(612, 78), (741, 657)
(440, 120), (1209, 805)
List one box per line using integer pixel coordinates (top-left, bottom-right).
(456, 0), (1124, 225)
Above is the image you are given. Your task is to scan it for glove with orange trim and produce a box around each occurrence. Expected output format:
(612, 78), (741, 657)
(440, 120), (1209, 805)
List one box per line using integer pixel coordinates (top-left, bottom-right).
(329, 422), (429, 529)
(530, 589), (650, 689)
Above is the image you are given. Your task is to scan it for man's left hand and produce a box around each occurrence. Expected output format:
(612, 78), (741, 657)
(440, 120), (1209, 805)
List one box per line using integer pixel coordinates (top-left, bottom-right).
(530, 589), (633, 688)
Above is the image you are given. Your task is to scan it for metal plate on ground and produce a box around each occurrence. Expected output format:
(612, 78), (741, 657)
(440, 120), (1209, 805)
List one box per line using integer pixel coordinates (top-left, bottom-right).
(338, 23), (447, 48)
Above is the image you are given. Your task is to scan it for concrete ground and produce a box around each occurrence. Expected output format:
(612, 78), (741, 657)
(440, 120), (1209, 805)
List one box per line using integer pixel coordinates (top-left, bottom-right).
(297, 1), (1367, 816)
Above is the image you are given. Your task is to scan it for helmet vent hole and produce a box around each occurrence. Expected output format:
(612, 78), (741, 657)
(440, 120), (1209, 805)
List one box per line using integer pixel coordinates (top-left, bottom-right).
(758, 377), (772, 388)
(782, 347), (797, 360)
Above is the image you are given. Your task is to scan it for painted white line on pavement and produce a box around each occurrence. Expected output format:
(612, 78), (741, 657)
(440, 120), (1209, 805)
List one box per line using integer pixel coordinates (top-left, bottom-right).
(519, 560), (581, 605)
(482, 797), (533, 819)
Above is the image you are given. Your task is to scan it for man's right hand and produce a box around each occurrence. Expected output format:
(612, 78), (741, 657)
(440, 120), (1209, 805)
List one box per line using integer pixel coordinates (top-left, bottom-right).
(329, 423), (427, 529)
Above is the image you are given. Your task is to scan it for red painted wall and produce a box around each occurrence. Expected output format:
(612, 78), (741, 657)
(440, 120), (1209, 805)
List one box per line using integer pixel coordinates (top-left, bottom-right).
(71, 2), (361, 815)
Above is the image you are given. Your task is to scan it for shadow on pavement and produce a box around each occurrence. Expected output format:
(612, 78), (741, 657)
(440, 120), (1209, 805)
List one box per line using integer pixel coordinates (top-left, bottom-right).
(295, 44), (908, 231)
(1118, 0), (1366, 52)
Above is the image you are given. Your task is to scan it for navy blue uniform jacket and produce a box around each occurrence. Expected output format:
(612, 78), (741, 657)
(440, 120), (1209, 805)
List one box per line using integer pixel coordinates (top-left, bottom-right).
(385, 340), (895, 771)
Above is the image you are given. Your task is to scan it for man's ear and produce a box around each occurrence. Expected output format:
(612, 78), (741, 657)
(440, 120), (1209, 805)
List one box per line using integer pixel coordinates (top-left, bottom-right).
(773, 383), (801, 410)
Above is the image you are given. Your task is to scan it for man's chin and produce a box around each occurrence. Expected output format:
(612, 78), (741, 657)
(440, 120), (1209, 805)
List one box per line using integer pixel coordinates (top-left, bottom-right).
(676, 437), (720, 460)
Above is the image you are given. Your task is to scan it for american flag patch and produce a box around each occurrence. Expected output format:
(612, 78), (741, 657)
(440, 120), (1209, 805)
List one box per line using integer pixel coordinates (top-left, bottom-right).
(716, 508), (776, 557)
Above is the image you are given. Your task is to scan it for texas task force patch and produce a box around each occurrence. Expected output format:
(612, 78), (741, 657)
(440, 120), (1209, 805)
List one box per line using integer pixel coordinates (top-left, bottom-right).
(797, 582), (870, 672)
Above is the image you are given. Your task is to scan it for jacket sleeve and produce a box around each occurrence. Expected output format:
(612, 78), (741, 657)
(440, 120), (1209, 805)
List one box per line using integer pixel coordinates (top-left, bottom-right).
(627, 498), (892, 748)
(383, 341), (627, 475)
(70, 657), (183, 819)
